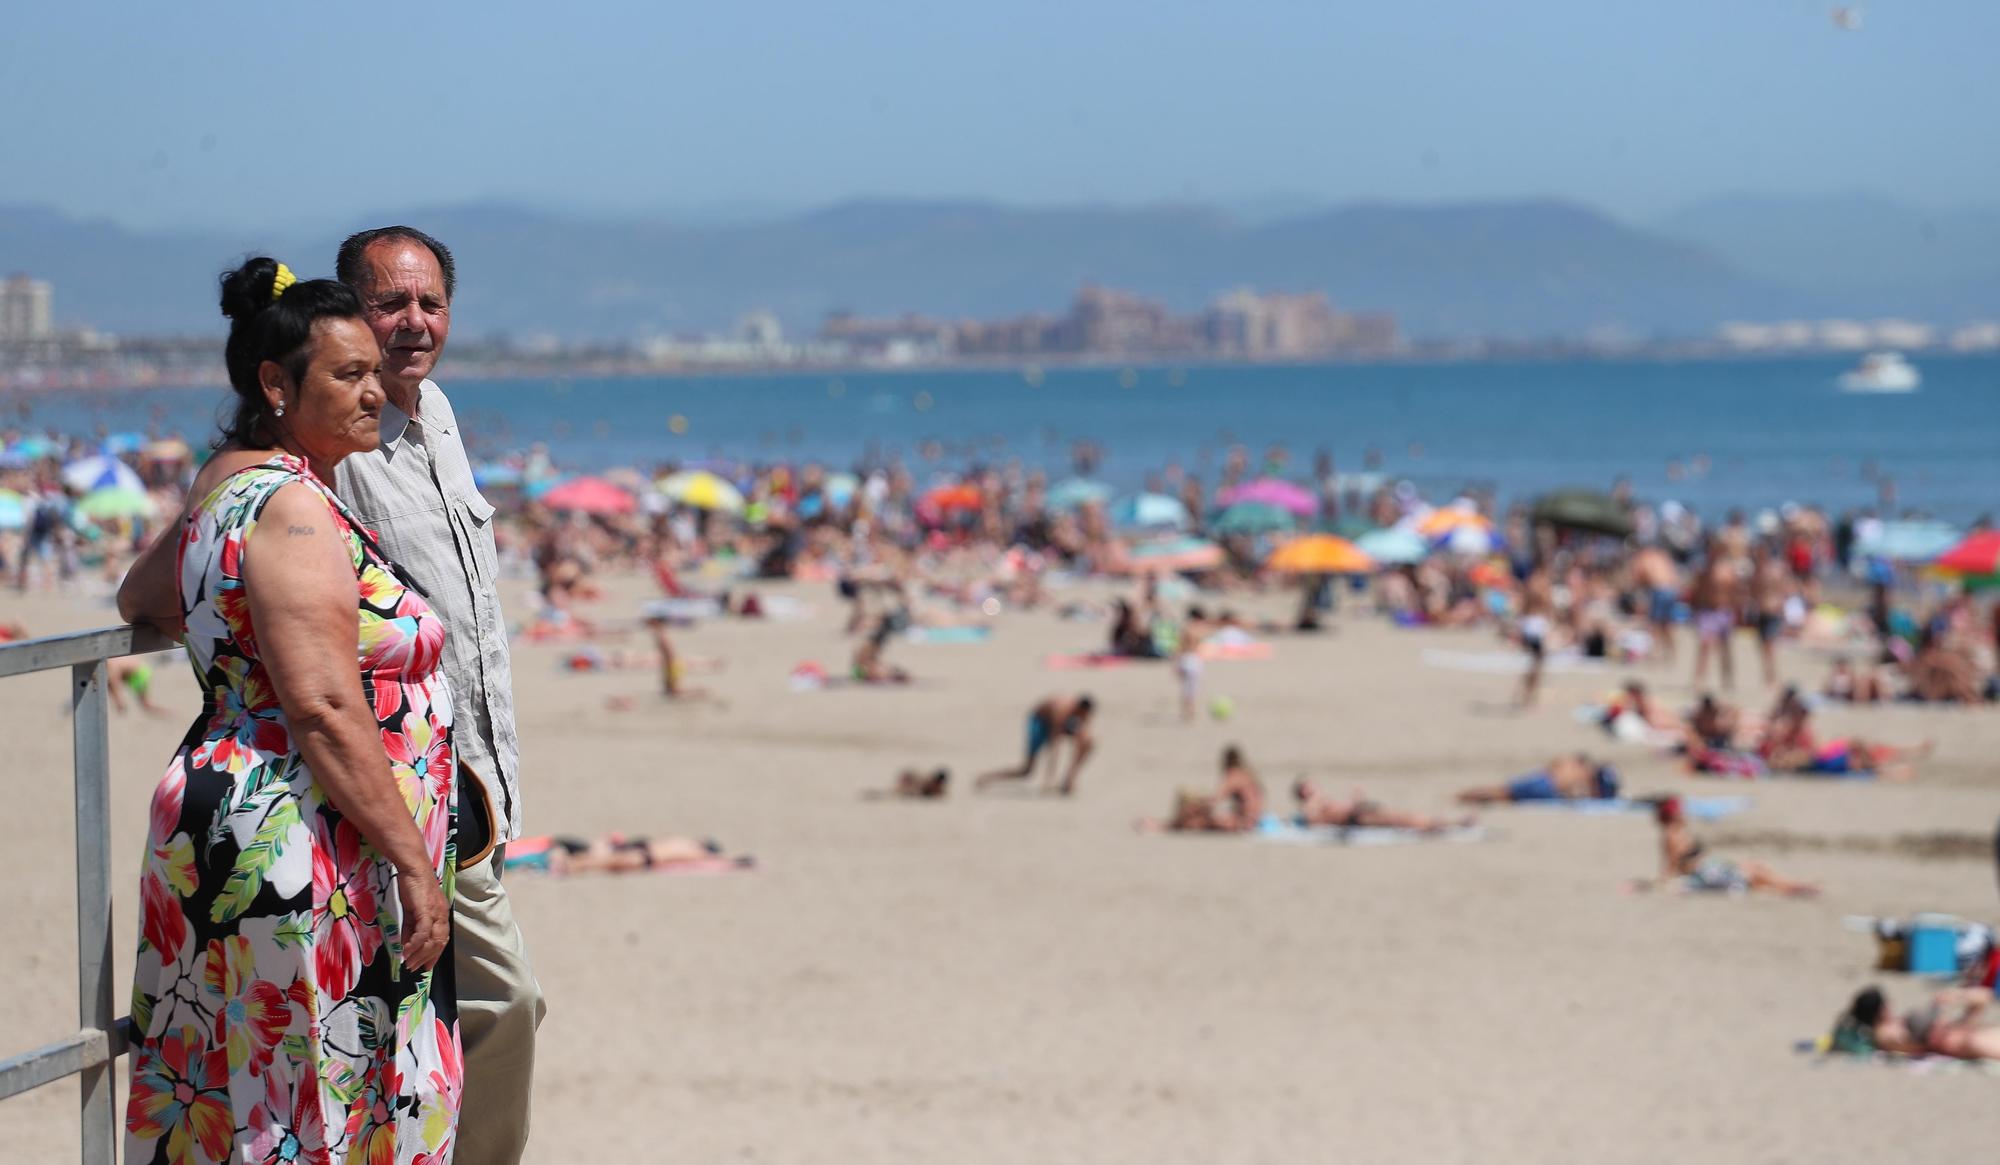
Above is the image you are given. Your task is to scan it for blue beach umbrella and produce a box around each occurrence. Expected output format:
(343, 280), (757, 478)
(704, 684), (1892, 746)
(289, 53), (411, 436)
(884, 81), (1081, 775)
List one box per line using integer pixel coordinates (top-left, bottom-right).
(1856, 520), (1959, 564)
(473, 461), (524, 488)
(1356, 526), (1428, 565)
(0, 489), (25, 531)
(61, 455), (143, 494)
(1109, 493), (1190, 532)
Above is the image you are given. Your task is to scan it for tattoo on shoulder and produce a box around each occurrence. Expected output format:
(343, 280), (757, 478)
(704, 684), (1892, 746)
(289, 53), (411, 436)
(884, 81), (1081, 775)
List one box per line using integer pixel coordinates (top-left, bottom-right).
(286, 525), (316, 536)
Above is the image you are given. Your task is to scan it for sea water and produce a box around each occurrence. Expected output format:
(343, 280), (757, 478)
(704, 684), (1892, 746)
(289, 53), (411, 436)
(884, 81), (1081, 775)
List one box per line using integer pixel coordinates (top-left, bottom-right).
(15, 355), (1999, 521)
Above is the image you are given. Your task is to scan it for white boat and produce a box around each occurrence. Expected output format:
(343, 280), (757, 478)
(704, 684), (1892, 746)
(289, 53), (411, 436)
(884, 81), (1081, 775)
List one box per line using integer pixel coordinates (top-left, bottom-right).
(1838, 351), (1920, 393)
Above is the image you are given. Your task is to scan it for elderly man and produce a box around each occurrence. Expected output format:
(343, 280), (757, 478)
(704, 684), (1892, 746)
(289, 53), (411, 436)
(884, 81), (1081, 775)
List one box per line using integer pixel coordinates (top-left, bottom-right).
(120, 227), (544, 1164)
(331, 226), (543, 1164)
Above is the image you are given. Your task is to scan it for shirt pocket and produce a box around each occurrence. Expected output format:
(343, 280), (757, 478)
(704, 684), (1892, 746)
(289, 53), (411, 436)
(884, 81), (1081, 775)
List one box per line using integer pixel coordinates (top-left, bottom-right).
(455, 491), (500, 583)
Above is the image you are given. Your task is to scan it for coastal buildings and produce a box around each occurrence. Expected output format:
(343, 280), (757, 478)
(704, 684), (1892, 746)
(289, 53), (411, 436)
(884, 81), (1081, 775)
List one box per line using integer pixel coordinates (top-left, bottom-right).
(820, 283), (1401, 363)
(0, 275), (53, 344)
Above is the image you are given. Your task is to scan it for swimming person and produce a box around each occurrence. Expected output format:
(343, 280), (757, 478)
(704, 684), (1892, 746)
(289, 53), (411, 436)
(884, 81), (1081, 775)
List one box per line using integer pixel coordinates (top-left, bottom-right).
(1456, 754), (1619, 804)
(976, 694), (1097, 795)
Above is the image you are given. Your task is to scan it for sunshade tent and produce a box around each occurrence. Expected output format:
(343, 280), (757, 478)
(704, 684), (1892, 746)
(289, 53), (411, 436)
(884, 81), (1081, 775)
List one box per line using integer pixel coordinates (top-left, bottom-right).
(1266, 534), (1374, 575)
(1109, 493), (1190, 531)
(539, 476), (638, 515)
(1217, 478), (1316, 517)
(1531, 490), (1634, 538)
(1210, 502), (1297, 536)
(657, 470), (746, 513)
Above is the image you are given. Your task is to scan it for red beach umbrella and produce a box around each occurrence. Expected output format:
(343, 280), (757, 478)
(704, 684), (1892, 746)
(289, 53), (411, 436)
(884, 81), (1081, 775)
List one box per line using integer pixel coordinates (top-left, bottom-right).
(1934, 531), (2000, 576)
(540, 476), (638, 515)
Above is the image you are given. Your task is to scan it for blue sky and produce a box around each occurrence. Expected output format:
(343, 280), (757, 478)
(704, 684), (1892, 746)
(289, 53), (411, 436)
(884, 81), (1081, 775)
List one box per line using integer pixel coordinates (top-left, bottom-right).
(5, 0), (1994, 229)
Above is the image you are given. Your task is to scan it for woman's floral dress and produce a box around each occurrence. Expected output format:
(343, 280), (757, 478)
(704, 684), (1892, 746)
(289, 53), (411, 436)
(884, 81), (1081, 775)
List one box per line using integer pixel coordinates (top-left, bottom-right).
(127, 455), (459, 1165)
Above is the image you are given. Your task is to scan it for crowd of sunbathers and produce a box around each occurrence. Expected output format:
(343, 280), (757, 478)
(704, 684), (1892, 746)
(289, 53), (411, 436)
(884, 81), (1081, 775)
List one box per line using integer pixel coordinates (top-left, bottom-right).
(1595, 680), (1930, 781)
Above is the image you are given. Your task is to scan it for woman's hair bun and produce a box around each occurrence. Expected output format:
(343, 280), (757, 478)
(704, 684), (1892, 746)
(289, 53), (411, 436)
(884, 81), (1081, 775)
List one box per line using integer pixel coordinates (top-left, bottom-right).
(218, 257), (283, 323)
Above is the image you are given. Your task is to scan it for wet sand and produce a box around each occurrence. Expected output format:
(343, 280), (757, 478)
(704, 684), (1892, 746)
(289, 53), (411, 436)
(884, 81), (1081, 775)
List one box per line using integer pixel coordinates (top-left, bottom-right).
(3, 570), (1997, 1161)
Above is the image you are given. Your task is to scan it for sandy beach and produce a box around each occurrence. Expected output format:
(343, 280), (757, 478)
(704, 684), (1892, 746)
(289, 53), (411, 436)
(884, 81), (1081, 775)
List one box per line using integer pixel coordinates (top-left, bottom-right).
(3, 568), (1997, 1163)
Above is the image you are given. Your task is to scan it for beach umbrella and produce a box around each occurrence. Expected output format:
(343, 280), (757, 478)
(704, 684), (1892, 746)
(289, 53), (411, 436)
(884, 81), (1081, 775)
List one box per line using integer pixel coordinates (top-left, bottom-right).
(1934, 531), (2000, 576)
(1434, 524), (1503, 557)
(1530, 489), (1633, 538)
(1267, 534), (1374, 575)
(522, 474), (570, 501)
(1356, 526), (1428, 565)
(8, 435), (57, 461)
(101, 432), (147, 455)
(472, 461), (524, 488)
(73, 486), (156, 522)
(143, 438), (192, 463)
(61, 454), (144, 494)
(1414, 506), (1492, 538)
(1217, 478), (1317, 517)
(1112, 536), (1225, 575)
(657, 470), (746, 513)
(0, 489), (25, 531)
(1047, 477), (1114, 511)
(823, 472), (860, 506)
(539, 476), (638, 515)
(919, 483), (983, 514)
(1210, 502), (1297, 536)
(1108, 493), (1190, 531)
(1855, 519), (1959, 564)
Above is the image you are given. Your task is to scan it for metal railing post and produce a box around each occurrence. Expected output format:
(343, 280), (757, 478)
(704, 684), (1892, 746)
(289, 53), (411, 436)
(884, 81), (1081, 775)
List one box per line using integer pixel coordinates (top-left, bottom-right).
(71, 659), (117, 1165)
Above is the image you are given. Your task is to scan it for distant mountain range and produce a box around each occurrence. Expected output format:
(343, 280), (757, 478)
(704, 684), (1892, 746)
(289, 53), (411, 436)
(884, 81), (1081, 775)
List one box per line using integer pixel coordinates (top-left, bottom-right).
(4, 194), (1995, 342)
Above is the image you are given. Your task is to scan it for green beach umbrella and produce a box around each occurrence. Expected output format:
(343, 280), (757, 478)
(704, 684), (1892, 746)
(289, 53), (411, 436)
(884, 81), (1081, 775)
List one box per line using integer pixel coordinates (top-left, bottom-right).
(1210, 502), (1297, 536)
(1531, 490), (1633, 538)
(74, 486), (156, 522)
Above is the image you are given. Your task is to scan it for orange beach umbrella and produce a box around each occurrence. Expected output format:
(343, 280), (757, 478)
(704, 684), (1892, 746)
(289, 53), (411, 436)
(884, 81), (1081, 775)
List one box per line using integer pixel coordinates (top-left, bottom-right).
(1266, 534), (1374, 575)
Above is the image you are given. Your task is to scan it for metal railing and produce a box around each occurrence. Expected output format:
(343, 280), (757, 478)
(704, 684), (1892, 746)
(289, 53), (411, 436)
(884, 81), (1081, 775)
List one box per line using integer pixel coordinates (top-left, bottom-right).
(0, 624), (173, 1164)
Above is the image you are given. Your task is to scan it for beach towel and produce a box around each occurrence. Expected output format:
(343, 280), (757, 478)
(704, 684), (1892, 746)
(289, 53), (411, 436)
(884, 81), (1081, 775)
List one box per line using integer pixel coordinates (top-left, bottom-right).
(1254, 816), (1487, 846)
(905, 625), (992, 644)
(1792, 1039), (2000, 1076)
(1515, 795), (1750, 820)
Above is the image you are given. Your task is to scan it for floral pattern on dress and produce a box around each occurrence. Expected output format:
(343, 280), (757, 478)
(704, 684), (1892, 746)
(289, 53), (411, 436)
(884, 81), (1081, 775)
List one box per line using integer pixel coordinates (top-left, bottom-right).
(128, 455), (458, 1165)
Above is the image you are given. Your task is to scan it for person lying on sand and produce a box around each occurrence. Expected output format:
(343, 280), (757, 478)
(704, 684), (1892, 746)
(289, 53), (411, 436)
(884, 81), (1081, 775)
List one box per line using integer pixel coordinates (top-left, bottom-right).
(1753, 687), (1927, 780)
(1294, 777), (1475, 832)
(504, 833), (753, 876)
(976, 693), (1096, 796)
(865, 768), (950, 800)
(1135, 745), (1264, 833)
(1838, 986), (2000, 1061)
(1456, 753), (1619, 804)
(1823, 657), (1889, 704)
(851, 611), (912, 684)
(1641, 795), (1817, 896)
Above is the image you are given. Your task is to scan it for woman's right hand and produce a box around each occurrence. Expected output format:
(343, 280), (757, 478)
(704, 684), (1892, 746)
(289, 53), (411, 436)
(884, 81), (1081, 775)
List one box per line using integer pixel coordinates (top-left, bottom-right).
(396, 872), (450, 973)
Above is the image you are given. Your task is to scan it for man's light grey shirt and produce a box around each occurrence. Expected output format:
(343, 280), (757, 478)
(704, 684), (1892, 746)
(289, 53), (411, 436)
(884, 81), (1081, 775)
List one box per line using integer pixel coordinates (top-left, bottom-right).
(335, 379), (522, 839)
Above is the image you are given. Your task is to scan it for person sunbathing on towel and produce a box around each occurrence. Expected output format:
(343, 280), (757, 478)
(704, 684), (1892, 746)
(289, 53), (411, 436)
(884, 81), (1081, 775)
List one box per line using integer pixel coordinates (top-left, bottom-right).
(1456, 753), (1619, 804)
(1840, 986), (2000, 1061)
(1136, 745), (1265, 833)
(504, 833), (753, 875)
(1643, 795), (1817, 896)
(1294, 777), (1473, 832)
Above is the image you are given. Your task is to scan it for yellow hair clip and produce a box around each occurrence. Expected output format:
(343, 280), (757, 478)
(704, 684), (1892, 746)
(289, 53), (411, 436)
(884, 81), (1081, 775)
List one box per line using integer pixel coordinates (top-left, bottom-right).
(270, 262), (297, 302)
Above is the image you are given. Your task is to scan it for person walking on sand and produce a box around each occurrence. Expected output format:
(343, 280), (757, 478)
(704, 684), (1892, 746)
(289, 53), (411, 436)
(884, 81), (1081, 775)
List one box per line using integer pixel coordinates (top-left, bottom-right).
(1515, 566), (1555, 707)
(1749, 542), (1793, 688)
(122, 227), (545, 1164)
(1630, 542), (1682, 665)
(977, 694), (1097, 795)
(1689, 537), (1742, 691)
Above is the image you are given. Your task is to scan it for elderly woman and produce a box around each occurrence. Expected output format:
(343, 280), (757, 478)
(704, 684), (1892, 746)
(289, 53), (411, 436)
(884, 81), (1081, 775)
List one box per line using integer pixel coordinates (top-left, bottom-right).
(121, 259), (458, 1164)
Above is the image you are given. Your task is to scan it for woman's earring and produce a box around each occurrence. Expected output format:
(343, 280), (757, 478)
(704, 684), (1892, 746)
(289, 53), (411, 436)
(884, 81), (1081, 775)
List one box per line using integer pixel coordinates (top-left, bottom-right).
(274, 402), (286, 418)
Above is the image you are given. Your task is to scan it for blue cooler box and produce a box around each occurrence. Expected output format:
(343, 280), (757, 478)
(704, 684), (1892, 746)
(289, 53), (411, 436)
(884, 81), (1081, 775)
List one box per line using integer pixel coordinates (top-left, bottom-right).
(1906, 914), (1959, 975)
